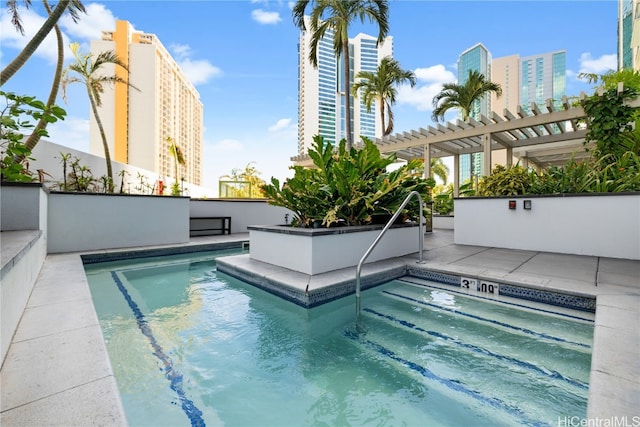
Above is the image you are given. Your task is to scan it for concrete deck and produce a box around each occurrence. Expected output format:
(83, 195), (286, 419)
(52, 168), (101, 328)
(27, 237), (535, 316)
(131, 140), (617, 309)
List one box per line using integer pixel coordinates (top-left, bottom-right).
(1, 230), (638, 425)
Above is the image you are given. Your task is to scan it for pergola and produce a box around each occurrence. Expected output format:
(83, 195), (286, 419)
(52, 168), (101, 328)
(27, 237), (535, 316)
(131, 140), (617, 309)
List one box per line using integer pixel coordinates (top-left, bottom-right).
(291, 96), (590, 196)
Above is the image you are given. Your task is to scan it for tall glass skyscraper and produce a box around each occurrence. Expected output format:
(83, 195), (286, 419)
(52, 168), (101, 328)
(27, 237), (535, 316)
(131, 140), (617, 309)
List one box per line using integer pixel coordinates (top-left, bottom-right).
(297, 17), (393, 154)
(618, 0), (640, 70)
(458, 43), (492, 121)
(456, 44), (567, 182)
(457, 43), (491, 182)
(521, 51), (566, 112)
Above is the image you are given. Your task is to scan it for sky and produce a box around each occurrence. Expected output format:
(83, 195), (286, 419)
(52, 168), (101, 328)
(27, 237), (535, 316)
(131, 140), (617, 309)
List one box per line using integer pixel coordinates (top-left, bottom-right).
(0, 0), (618, 194)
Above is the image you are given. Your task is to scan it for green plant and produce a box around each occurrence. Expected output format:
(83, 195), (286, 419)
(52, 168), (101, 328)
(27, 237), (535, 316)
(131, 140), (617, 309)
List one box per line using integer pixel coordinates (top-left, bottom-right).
(582, 85), (639, 162)
(68, 157), (95, 191)
(262, 135), (434, 227)
(477, 164), (532, 196)
(118, 169), (130, 193)
(135, 172), (154, 194)
(433, 184), (453, 215)
(1, 91), (66, 182)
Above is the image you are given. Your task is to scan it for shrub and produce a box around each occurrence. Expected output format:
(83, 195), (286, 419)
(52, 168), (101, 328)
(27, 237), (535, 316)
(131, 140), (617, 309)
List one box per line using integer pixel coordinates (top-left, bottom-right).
(262, 135), (435, 227)
(477, 165), (532, 196)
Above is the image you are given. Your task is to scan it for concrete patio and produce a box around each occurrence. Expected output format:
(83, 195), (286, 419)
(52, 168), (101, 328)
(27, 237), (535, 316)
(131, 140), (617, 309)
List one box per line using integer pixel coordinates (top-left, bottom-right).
(1, 230), (638, 425)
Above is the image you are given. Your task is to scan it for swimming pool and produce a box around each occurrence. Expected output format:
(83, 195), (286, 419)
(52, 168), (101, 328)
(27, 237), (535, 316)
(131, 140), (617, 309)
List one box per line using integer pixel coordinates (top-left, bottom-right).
(84, 250), (594, 427)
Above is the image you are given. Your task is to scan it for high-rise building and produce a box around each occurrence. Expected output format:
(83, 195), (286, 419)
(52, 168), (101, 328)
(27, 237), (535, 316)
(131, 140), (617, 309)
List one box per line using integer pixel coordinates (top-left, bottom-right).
(90, 20), (203, 185)
(458, 43), (492, 120)
(456, 44), (567, 182)
(490, 55), (520, 115)
(618, 0), (640, 70)
(297, 16), (393, 154)
(457, 43), (491, 182)
(520, 51), (566, 112)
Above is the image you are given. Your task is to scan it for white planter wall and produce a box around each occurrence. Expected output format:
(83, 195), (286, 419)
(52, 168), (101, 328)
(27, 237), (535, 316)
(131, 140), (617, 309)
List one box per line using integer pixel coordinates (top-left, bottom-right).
(0, 184), (48, 232)
(190, 199), (293, 233)
(433, 215), (454, 230)
(1, 231), (46, 365)
(454, 194), (640, 260)
(48, 193), (190, 253)
(249, 225), (421, 275)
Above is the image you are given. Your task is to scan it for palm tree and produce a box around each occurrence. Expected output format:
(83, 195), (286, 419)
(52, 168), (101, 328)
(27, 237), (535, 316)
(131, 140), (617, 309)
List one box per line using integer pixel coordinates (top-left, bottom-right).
(1, 0), (85, 86)
(430, 158), (449, 184)
(351, 56), (415, 137)
(24, 0), (64, 152)
(62, 42), (137, 192)
(167, 136), (185, 195)
(431, 69), (502, 123)
(293, 0), (389, 150)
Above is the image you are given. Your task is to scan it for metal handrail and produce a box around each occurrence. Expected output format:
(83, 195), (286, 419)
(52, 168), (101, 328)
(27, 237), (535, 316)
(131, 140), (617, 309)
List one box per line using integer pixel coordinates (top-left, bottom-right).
(355, 190), (425, 321)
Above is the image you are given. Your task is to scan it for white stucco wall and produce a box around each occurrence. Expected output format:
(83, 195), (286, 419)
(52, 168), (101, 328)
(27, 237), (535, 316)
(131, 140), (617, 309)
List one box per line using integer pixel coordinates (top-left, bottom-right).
(454, 194), (640, 260)
(47, 193), (190, 253)
(0, 184), (48, 232)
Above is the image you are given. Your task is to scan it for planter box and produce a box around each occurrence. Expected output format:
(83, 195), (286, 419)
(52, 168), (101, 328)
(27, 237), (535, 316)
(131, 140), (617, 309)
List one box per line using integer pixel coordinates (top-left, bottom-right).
(454, 193), (640, 260)
(248, 224), (421, 275)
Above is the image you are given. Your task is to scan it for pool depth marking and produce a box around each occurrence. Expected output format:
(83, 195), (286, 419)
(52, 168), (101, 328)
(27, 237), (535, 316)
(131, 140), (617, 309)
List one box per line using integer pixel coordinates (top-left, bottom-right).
(110, 271), (206, 427)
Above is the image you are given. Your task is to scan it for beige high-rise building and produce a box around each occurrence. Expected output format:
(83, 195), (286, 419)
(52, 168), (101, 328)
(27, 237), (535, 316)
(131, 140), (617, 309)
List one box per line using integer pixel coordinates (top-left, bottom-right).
(489, 55), (520, 115)
(90, 20), (203, 185)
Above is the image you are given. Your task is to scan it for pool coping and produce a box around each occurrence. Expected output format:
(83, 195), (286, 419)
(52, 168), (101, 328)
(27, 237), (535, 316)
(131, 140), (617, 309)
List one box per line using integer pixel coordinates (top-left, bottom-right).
(1, 231), (638, 425)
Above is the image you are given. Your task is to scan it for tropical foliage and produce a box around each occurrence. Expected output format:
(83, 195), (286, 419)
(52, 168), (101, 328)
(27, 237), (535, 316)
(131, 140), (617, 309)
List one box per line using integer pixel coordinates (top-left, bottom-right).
(262, 135), (434, 227)
(351, 56), (416, 136)
(219, 162), (267, 198)
(293, 0), (389, 150)
(432, 69), (502, 122)
(167, 136), (185, 196)
(62, 42), (138, 193)
(1, 91), (66, 182)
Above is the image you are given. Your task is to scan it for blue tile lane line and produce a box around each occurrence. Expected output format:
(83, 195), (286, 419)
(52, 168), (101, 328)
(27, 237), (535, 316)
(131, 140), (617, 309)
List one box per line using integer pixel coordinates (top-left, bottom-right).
(363, 307), (589, 390)
(110, 271), (206, 427)
(382, 290), (591, 349)
(344, 329), (549, 427)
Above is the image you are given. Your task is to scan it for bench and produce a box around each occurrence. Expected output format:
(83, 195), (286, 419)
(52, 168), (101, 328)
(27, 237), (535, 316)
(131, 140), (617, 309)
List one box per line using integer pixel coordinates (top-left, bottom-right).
(189, 217), (231, 236)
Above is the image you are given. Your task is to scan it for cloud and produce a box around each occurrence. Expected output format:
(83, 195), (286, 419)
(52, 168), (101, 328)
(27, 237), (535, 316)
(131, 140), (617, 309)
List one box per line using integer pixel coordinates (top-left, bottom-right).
(413, 64), (456, 83)
(397, 64), (456, 112)
(60, 3), (116, 41)
(170, 43), (192, 60)
(0, 6), (66, 63)
(251, 9), (281, 25)
(177, 58), (222, 85)
(578, 52), (617, 75)
(167, 43), (221, 85)
(268, 118), (294, 132)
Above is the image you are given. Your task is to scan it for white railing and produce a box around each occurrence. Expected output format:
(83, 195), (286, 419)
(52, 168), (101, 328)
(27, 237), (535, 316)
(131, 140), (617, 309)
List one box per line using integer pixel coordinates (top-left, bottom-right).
(355, 190), (426, 321)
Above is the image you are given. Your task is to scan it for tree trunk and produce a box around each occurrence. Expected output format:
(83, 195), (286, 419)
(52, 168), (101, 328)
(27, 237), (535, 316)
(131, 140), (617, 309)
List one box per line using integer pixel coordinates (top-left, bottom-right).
(25, 0), (63, 152)
(0, 0), (69, 86)
(342, 37), (352, 151)
(379, 96), (388, 136)
(87, 87), (114, 192)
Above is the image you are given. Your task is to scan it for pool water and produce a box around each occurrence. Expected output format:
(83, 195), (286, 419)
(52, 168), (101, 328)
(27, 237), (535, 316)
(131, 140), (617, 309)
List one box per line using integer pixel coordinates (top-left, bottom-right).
(84, 250), (594, 427)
